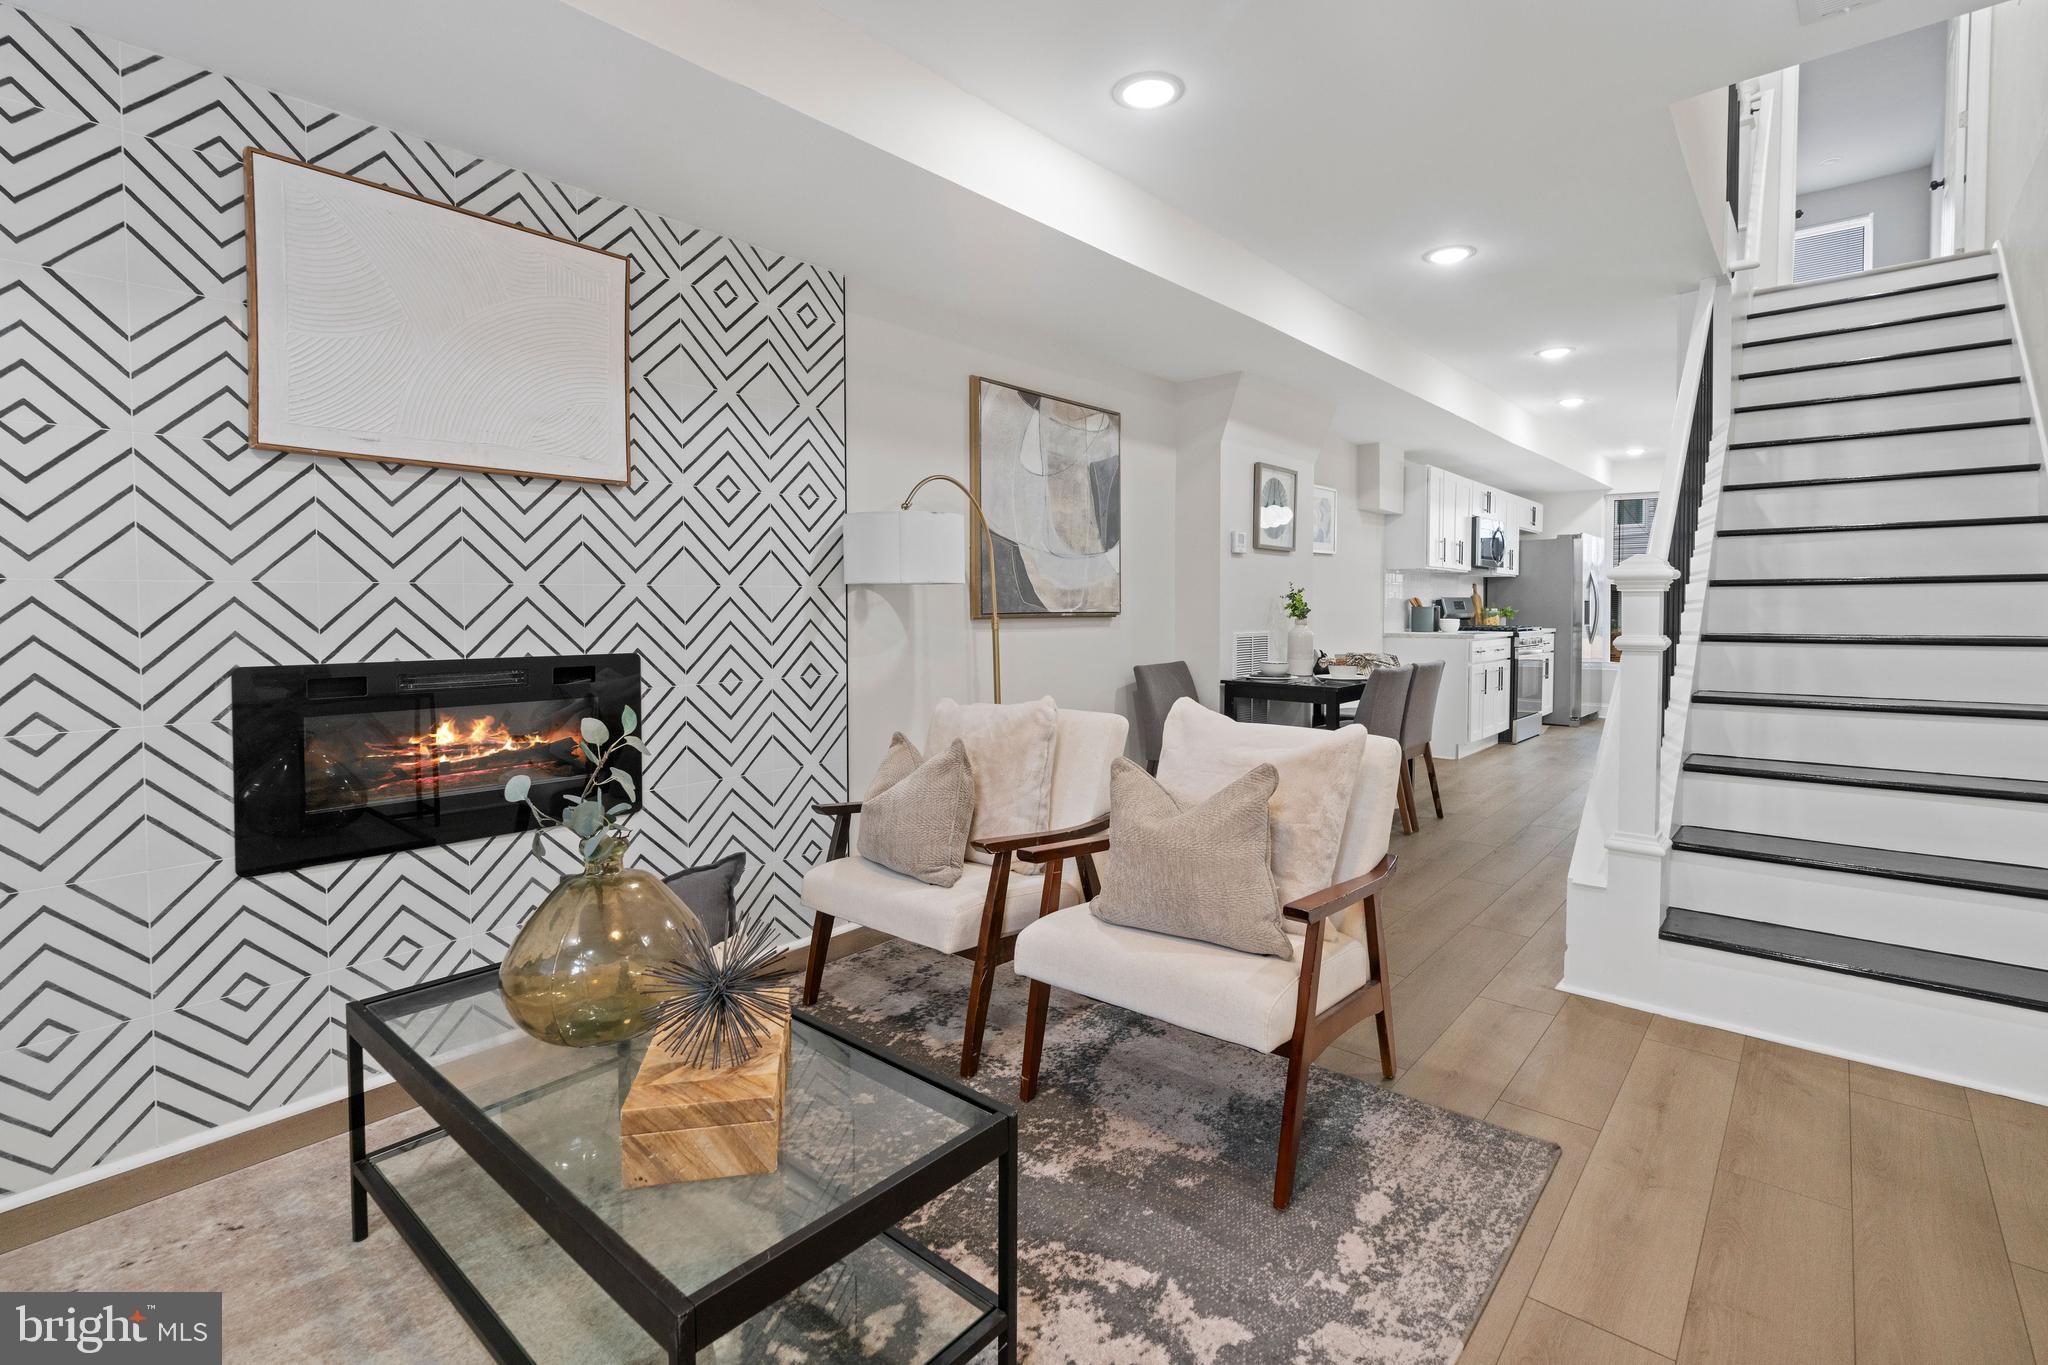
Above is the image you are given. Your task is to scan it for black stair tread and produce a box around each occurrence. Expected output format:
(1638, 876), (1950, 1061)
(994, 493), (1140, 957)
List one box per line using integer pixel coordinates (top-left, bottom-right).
(1728, 417), (2032, 450)
(1733, 376), (2023, 413)
(1691, 690), (2048, 719)
(1740, 304), (2006, 349)
(1671, 826), (2048, 899)
(1722, 461), (2039, 490)
(1717, 513), (2048, 537)
(1709, 573), (2048, 587)
(1739, 338), (2013, 380)
(1745, 272), (2000, 319)
(1659, 907), (2048, 1014)
(1700, 635), (2048, 649)
(1683, 753), (2048, 804)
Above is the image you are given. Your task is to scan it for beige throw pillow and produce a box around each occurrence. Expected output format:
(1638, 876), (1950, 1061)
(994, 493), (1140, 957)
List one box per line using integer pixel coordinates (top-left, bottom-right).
(858, 735), (977, 887)
(1154, 700), (1368, 908)
(1091, 757), (1290, 958)
(925, 696), (1059, 867)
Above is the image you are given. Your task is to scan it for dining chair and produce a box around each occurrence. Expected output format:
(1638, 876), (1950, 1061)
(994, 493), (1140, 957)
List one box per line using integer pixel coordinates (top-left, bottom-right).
(1132, 661), (1200, 774)
(1354, 664), (1416, 834)
(1399, 659), (1446, 820)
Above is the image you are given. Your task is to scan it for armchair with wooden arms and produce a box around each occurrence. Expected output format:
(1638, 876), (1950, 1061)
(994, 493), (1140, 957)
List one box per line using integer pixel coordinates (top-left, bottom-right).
(1009, 724), (1402, 1209)
(798, 705), (1129, 1077)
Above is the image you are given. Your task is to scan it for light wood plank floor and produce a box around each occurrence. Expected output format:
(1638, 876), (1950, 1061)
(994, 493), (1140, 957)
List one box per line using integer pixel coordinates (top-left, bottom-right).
(1320, 719), (2048, 1365)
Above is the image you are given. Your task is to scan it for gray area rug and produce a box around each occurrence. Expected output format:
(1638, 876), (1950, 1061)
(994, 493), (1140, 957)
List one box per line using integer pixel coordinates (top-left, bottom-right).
(809, 939), (1558, 1364)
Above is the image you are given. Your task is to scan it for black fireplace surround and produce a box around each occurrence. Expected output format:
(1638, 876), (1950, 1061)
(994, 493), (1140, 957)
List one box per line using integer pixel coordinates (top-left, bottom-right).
(231, 654), (641, 876)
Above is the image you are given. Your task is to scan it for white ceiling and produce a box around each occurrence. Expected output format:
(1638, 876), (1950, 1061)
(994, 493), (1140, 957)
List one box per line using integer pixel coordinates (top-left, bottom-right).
(41, 0), (1984, 494)
(806, 0), (1980, 467)
(1797, 21), (1948, 193)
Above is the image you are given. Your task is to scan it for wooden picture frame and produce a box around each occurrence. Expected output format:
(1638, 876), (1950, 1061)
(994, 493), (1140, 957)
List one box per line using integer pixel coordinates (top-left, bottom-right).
(1253, 461), (1298, 553)
(245, 148), (632, 485)
(967, 376), (1122, 619)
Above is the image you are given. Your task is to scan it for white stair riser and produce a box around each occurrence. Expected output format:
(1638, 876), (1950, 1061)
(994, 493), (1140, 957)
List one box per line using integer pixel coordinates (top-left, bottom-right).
(1736, 343), (2021, 406)
(1668, 852), (2048, 970)
(1704, 581), (2048, 634)
(1719, 470), (2042, 530)
(1689, 704), (2048, 780)
(1696, 641), (2048, 705)
(1743, 277), (2006, 343)
(1677, 772), (2048, 868)
(1711, 522), (2048, 577)
(1737, 308), (2010, 369)
(1731, 387), (2032, 446)
(1747, 252), (2000, 309)
(1726, 423), (2037, 483)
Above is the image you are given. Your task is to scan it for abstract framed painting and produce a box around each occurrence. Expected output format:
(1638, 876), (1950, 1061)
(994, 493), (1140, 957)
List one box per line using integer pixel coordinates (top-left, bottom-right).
(1312, 484), (1338, 555)
(968, 376), (1122, 618)
(1253, 461), (1298, 553)
(245, 149), (631, 484)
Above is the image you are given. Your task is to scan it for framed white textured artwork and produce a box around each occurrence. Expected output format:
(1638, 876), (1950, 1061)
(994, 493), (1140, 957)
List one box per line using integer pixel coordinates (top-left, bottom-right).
(245, 149), (631, 483)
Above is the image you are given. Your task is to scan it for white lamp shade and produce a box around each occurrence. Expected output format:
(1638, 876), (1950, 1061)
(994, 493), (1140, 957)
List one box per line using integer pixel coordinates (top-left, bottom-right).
(843, 509), (968, 585)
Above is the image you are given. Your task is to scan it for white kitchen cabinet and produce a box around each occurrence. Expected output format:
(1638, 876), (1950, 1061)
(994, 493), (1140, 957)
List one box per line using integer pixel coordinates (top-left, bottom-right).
(1386, 465), (1545, 575)
(1518, 495), (1544, 535)
(1387, 631), (1512, 758)
(1465, 658), (1511, 742)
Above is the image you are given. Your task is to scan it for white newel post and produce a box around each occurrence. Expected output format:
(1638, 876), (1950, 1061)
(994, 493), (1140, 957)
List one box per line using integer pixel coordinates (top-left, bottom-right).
(1608, 554), (1680, 857)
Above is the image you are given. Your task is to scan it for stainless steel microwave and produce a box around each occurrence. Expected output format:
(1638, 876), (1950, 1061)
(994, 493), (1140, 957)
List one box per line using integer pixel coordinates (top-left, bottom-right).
(1472, 515), (1507, 570)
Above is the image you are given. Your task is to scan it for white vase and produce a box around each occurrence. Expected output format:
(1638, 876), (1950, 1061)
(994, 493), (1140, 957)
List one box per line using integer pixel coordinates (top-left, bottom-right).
(1285, 622), (1315, 675)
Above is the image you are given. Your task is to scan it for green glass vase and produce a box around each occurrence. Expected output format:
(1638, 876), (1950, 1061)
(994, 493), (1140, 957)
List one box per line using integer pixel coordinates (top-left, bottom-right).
(499, 862), (703, 1047)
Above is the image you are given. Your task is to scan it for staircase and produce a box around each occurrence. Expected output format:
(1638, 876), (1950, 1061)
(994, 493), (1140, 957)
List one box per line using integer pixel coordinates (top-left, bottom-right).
(1663, 250), (2048, 1016)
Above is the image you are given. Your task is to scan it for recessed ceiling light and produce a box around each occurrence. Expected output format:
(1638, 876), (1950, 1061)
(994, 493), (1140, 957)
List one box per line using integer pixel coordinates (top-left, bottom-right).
(1558, 396), (1586, 409)
(1111, 72), (1184, 110)
(1423, 244), (1477, 266)
(1535, 345), (1575, 361)
(1625, 446), (1647, 456)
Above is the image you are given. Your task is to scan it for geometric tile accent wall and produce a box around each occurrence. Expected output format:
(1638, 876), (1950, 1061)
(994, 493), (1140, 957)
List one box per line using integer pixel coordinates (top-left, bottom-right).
(0, 4), (847, 1197)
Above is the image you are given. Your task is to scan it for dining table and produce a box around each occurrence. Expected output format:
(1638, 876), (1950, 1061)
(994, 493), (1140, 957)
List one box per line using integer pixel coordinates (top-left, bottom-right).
(1218, 674), (1370, 730)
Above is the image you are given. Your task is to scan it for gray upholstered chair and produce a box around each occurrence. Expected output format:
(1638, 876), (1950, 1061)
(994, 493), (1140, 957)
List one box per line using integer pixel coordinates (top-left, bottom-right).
(1132, 661), (1200, 773)
(1354, 664), (1416, 833)
(1399, 659), (1446, 820)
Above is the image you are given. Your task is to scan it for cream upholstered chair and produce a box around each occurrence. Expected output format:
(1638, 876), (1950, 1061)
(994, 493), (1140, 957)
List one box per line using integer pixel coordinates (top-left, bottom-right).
(800, 704), (1129, 1077)
(1010, 708), (1401, 1208)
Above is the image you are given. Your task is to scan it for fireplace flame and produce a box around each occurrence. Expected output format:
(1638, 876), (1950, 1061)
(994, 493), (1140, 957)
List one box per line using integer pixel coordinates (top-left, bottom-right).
(409, 714), (555, 761)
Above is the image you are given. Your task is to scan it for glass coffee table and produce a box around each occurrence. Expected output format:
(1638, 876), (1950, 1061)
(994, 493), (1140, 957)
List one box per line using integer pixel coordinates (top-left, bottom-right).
(346, 966), (1016, 1364)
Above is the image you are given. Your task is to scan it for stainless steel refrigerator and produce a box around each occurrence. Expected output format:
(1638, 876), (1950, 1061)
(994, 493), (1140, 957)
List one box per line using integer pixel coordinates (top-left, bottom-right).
(1490, 534), (1608, 725)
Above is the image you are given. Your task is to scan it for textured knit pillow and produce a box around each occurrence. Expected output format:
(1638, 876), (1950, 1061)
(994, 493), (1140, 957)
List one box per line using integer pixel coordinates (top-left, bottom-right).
(925, 697), (1059, 867)
(859, 735), (977, 887)
(1091, 757), (1290, 958)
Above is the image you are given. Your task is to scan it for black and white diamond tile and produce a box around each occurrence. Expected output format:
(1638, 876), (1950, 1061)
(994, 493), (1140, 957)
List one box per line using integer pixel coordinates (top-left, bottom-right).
(0, 1), (845, 1197)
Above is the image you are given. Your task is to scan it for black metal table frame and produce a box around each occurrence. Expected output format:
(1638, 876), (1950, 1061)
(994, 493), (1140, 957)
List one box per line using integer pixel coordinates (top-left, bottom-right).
(346, 965), (1018, 1365)
(1218, 676), (1369, 730)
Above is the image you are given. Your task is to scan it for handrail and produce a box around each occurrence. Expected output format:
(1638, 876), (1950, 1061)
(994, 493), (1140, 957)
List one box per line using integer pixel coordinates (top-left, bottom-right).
(1644, 284), (1717, 573)
(1726, 86), (1773, 274)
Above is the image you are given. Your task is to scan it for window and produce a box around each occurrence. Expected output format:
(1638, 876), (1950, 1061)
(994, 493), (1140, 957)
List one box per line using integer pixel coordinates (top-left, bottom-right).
(1793, 215), (1874, 283)
(1611, 495), (1656, 564)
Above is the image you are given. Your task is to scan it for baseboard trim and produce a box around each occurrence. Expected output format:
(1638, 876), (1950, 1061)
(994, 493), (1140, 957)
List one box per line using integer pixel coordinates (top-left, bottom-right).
(0, 921), (882, 1256)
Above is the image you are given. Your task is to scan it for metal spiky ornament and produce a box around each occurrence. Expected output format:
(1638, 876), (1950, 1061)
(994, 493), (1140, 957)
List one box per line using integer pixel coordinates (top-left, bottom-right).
(639, 906), (793, 1068)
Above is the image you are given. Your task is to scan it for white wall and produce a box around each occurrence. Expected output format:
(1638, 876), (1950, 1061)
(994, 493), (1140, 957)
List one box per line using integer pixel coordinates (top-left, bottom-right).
(844, 305), (1179, 780)
(1797, 167), (1934, 268)
(1986, 0), (2048, 403)
(1307, 435), (1388, 656)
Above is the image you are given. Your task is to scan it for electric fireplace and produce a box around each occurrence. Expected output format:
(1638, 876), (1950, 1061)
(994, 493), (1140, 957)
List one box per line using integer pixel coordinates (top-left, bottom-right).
(231, 654), (640, 876)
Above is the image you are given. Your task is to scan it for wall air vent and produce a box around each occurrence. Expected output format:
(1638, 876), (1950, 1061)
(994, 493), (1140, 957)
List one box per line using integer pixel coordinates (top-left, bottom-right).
(1793, 215), (1874, 282)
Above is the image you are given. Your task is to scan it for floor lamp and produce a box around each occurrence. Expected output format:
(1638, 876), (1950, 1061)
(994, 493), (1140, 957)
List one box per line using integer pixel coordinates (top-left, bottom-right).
(842, 476), (1004, 703)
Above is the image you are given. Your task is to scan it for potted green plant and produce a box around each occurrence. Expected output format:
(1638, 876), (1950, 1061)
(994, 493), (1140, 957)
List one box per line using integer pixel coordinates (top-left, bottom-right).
(1282, 583), (1314, 675)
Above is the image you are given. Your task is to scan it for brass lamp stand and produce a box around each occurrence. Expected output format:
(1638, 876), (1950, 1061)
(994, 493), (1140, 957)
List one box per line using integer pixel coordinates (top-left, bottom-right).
(900, 474), (1003, 703)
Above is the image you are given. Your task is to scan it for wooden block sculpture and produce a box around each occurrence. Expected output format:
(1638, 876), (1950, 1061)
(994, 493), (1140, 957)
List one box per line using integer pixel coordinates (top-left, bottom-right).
(620, 1004), (790, 1187)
